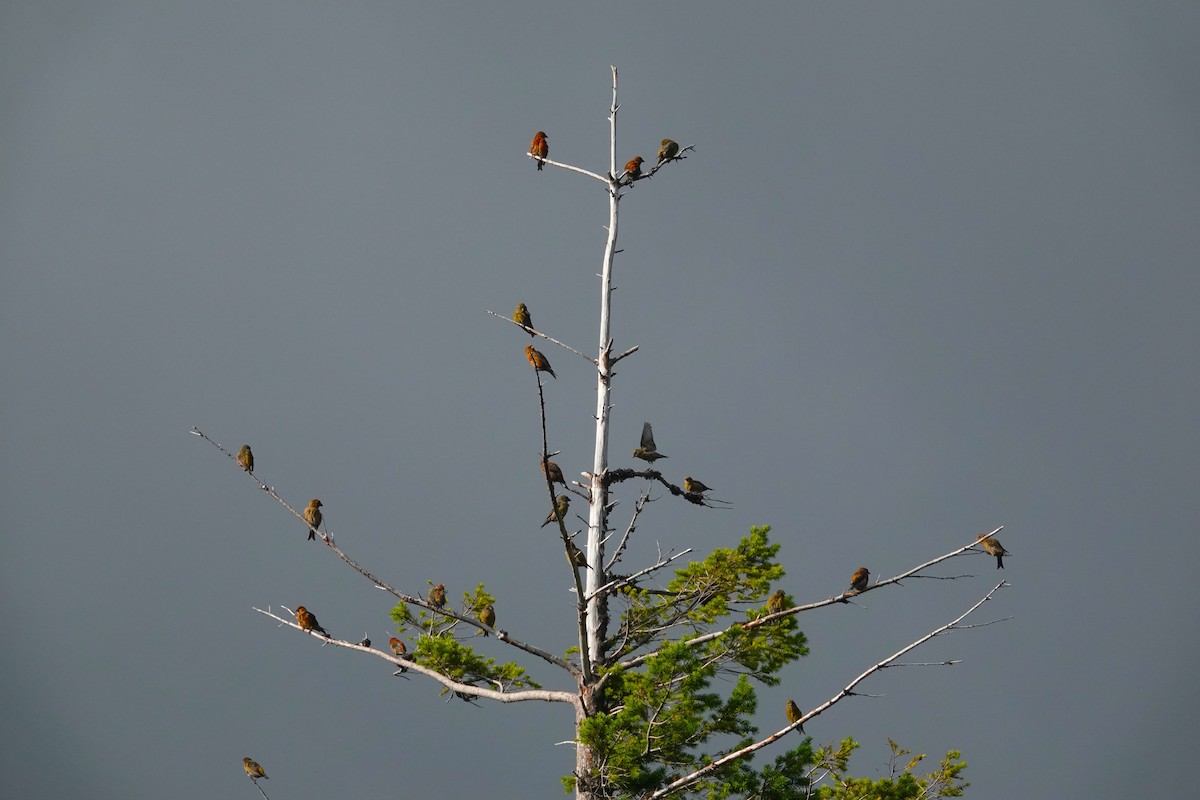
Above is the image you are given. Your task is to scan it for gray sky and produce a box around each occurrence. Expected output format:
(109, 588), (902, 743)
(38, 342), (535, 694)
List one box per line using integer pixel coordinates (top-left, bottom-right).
(2, 2), (1197, 798)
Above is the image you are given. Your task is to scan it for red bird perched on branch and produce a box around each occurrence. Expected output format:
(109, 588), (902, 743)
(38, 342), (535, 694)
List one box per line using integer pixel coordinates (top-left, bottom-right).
(243, 758), (268, 781)
(525, 345), (556, 378)
(623, 156), (644, 183)
(848, 567), (870, 594)
(529, 131), (548, 170)
(542, 459), (566, 486)
(295, 605), (330, 637)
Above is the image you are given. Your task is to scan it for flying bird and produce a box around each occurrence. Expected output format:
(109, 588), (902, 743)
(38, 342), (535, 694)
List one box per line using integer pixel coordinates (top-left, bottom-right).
(848, 567), (870, 594)
(657, 138), (680, 165)
(529, 131), (548, 170)
(542, 494), (570, 528)
(785, 699), (805, 734)
(242, 757), (268, 781)
(236, 444), (254, 473)
(295, 605), (330, 637)
(304, 498), (323, 541)
(623, 156), (644, 183)
(513, 303), (535, 335)
(683, 476), (712, 495)
(633, 422), (668, 462)
(976, 532), (1008, 569)
(525, 345), (556, 379)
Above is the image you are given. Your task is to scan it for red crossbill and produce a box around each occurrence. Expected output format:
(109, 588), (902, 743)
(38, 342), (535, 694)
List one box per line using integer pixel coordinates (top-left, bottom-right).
(478, 603), (495, 634)
(295, 605), (330, 637)
(529, 131), (548, 170)
(541, 494), (570, 527)
(683, 476), (711, 494)
(976, 532), (1008, 569)
(428, 583), (446, 609)
(542, 459), (566, 486)
(849, 567), (870, 594)
(525, 345), (556, 379)
(767, 589), (787, 615)
(657, 138), (679, 165)
(236, 444), (254, 473)
(304, 498), (322, 541)
(633, 421), (668, 462)
(623, 156), (644, 183)
(389, 636), (408, 673)
(785, 699), (805, 734)
(513, 302), (534, 335)
(242, 757), (268, 780)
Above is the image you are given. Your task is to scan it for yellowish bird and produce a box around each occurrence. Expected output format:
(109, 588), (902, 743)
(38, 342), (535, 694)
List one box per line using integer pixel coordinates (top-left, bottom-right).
(766, 589), (787, 616)
(478, 603), (495, 635)
(785, 699), (805, 734)
(242, 757), (268, 780)
(566, 538), (588, 569)
(541, 494), (570, 527)
(657, 138), (680, 165)
(848, 567), (870, 594)
(304, 498), (323, 541)
(976, 532), (1008, 569)
(525, 345), (556, 379)
(633, 421), (668, 462)
(513, 302), (535, 335)
(295, 605), (330, 637)
(683, 476), (712, 494)
(236, 444), (254, 473)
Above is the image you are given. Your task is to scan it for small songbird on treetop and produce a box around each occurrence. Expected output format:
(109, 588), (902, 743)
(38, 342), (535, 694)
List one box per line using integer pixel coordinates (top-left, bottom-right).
(566, 538), (588, 569)
(295, 605), (330, 637)
(542, 459), (566, 486)
(304, 498), (323, 541)
(767, 589), (787, 616)
(388, 636), (408, 673)
(848, 567), (870, 594)
(976, 532), (1008, 569)
(542, 494), (570, 527)
(513, 302), (534, 335)
(529, 131), (548, 170)
(243, 758), (268, 781)
(477, 603), (495, 634)
(236, 444), (254, 473)
(525, 345), (556, 379)
(633, 422), (668, 463)
(683, 476), (712, 495)
(623, 156), (644, 183)
(657, 138), (679, 165)
(785, 699), (805, 734)
(428, 583), (447, 609)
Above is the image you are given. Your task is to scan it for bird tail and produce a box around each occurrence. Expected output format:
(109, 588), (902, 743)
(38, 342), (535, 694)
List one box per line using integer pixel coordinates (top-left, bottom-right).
(996, 555), (1005, 569)
(308, 529), (316, 541)
(537, 160), (543, 171)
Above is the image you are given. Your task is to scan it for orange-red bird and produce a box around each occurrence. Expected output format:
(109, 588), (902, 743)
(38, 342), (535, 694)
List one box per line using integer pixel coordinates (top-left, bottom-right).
(525, 345), (556, 378)
(295, 605), (330, 637)
(529, 131), (548, 170)
(848, 567), (870, 594)
(624, 156), (644, 183)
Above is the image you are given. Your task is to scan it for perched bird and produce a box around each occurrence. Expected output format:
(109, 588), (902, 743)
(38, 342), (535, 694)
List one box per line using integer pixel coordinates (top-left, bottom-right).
(683, 476), (712, 494)
(357, 635), (371, 648)
(633, 421), (668, 462)
(525, 345), (557, 379)
(428, 583), (447, 609)
(478, 603), (496, 635)
(513, 302), (535, 335)
(657, 138), (680, 165)
(623, 156), (644, 183)
(529, 131), (548, 170)
(236, 444), (254, 473)
(848, 567), (870, 594)
(785, 699), (805, 734)
(242, 757), (268, 781)
(977, 532), (1008, 569)
(565, 538), (588, 569)
(541, 494), (571, 528)
(295, 605), (330, 637)
(304, 498), (323, 541)
(389, 636), (408, 673)
(542, 459), (566, 486)
(766, 589), (787, 616)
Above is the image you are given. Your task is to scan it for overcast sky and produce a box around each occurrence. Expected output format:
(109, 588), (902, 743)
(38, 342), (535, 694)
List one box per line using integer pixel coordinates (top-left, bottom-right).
(2, 3), (1198, 799)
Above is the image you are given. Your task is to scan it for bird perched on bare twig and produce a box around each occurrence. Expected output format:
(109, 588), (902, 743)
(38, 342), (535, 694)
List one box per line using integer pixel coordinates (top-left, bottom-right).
(542, 459), (566, 486)
(304, 498), (323, 541)
(243, 757), (268, 781)
(683, 476), (712, 495)
(566, 538), (588, 569)
(542, 494), (570, 528)
(633, 422), (668, 463)
(785, 699), (805, 734)
(848, 567), (870, 594)
(976, 532), (1008, 569)
(295, 606), (330, 637)
(236, 444), (254, 473)
(657, 138), (680, 165)
(477, 603), (495, 635)
(623, 156), (644, 184)
(428, 583), (446, 609)
(529, 131), (548, 170)
(513, 303), (535, 335)
(525, 345), (556, 379)
(389, 636), (408, 673)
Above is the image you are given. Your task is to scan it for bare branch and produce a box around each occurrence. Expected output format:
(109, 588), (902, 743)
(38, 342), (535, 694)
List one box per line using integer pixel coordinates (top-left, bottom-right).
(486, 309), (593, 363)
(524, 153), (609, 183)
